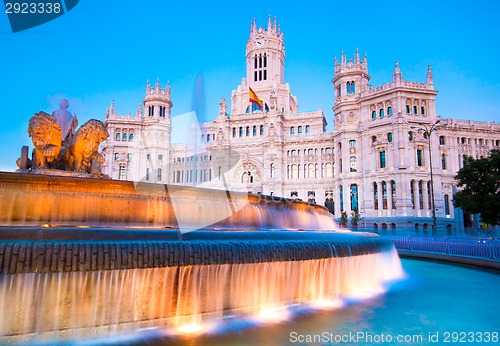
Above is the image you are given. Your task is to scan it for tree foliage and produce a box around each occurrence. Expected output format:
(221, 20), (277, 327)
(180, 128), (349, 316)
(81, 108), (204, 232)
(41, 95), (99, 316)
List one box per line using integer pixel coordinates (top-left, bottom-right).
(340, 211), (349, 227)
(351, 209), (362, 228)
(453, 149), (500, 226)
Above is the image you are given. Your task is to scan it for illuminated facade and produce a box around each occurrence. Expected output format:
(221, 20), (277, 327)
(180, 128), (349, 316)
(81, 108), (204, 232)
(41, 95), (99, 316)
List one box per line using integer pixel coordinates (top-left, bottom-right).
(101, 17), (500, 234)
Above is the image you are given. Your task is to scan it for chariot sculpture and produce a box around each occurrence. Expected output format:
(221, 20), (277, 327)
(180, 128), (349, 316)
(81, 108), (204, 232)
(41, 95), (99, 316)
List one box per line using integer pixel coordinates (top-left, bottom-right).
(17, 99), (109, 177)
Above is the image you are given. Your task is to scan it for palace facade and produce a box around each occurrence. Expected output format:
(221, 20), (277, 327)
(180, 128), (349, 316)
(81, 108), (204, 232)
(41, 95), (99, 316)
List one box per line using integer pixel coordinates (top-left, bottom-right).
(101, 17), (500, 235)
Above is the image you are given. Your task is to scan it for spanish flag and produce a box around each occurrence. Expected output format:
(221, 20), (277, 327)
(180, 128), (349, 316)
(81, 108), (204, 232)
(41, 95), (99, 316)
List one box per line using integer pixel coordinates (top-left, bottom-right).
(249, 87), (263, 109)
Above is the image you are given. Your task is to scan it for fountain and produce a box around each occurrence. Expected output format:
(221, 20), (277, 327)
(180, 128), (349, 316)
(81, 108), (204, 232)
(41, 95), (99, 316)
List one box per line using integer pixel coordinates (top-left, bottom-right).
(0, 103), (404, 344)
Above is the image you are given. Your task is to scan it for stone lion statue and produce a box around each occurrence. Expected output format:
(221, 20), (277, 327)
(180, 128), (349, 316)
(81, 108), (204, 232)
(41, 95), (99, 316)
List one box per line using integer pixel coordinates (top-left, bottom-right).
(28, 111), (63, 169)
(66, 119), (109, 173)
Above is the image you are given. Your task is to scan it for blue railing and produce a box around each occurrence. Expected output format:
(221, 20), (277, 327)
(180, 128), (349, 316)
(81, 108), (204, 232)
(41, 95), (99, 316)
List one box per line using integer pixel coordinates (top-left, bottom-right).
(384, 235), (500, 261)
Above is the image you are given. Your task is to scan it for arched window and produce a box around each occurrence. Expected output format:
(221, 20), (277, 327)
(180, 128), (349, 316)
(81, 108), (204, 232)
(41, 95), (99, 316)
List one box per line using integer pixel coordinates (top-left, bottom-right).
(349, 156), (357, 172)
(346, 82), (351, 94)
(290, 127), (295, 135)
(254, 55), (257, 68)
(372, 135), (377, 143)
(420, 106), (425, 115)
(239, 127), (243, 137)
(114, 153), (119, 161)
(387, 107), (392, 115)
(270, 163), (275, 178)
(387, 132), (393, 142)
(379, 109), (384, 117)
(373, 182), (378, 210)
(253, 125), (257, 136)
(259, 54), (262, 68)
(439, 136), (445, 145)
(129, 133), (134, 141)
(406, 105), (410, 114)
(232, 127), (236, 137)
(413, 106), (417, 114)
(116, 133), (120, 140)
(351, 81), (355, 94)
(298, 126), (303, 134)
(408, 131), (414, 141)
(263, 53), (267, 67)
(349, 140), (356, 147)
(372, 110), (377, 119)
(246, 126), (250, 136)
(305, 125), (310, 134)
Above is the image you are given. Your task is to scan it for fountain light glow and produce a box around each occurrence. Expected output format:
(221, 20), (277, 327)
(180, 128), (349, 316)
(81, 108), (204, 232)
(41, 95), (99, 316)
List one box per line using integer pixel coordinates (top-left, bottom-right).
(178, 323), (204, 334)
(257, 307), (290, 323)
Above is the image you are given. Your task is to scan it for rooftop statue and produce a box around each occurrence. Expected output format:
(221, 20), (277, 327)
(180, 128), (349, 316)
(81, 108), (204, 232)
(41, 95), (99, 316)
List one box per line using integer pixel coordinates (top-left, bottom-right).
(17, 99), (109, 177)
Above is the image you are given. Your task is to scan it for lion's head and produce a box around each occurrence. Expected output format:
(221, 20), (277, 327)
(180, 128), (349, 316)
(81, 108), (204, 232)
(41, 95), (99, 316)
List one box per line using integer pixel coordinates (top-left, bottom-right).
(67, 119), (109, 172)
(28, 112), (63, 167)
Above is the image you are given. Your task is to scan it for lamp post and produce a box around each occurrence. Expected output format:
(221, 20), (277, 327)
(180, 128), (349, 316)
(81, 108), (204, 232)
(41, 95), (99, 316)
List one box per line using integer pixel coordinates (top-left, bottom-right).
(411, 119), (447, 232)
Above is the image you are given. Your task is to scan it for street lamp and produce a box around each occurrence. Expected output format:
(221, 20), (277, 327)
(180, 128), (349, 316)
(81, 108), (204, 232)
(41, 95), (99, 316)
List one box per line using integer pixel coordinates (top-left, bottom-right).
(410, 119), (447, 232)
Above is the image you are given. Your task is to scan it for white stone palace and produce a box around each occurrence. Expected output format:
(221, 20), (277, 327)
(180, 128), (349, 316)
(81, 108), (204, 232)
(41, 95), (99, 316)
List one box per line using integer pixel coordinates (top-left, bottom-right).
(101, 16), (500, 235)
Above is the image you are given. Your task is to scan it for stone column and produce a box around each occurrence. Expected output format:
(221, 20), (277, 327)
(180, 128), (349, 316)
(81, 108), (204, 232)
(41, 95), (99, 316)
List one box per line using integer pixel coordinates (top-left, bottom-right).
(412, 179), (419, 216)
(422, 180), (429, 215)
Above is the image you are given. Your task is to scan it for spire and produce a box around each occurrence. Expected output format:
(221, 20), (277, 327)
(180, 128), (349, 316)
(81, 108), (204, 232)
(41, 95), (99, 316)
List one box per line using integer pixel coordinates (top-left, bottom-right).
(354, 48), (360, 64)
(166, 81), (171, 98)
(155, 78), (160, 92)
(273, 16), (277, 34)
(136, 102), (142, 117)
(110, 100), (115, 115)
(427, 64), (433, 85)
(105, 107), (109, 119)
(393, 60), (402, 82)
(146, 80), (151, 94)
(334, 56), (339, 66)
(341, 50), (346, 66)
(267, 14), (272, 31)
(219, 96), (227, 117)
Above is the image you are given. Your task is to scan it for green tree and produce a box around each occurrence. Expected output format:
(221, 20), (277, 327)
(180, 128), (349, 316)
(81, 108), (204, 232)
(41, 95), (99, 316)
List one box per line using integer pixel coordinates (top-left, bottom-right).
(340, 211), (349, 228)
(453, 149), (500, 226)
(351, 209), (362, 228)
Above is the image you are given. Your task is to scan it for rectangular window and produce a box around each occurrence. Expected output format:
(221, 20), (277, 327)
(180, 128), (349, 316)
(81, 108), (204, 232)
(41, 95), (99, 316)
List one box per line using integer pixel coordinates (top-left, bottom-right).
(382, 182), (388, 209)
(391, 180), (396, 209)
(380, 151), (386, 168)
(417, 149), (423, 166)
(418, 181), (424, 209)
(263, 70), (267, 80)
(373, 183), (378, 210)
(119, 164), (126, 180)
(410, 181), (415, 209)
(157, 168), (162, 181)
(254, 71), (257, 81)
(441, 154), (447, 169)
(406, 105), (410, 114)
(413, 106), (417, 114)
(444, 195), (450, 215)
(232, 128), (236, 137)
(387, 107), (392, 115)
(339, 186), (344, 211)
(427, 181), (432, 210)
(146, 168), (150, 181)
(260, 125), (264, 135)
(350, 184), (358, 211)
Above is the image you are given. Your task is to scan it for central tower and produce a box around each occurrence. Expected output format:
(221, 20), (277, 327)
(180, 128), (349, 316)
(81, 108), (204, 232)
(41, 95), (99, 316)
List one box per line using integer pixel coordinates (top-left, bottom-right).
(246, 16), (285, 86)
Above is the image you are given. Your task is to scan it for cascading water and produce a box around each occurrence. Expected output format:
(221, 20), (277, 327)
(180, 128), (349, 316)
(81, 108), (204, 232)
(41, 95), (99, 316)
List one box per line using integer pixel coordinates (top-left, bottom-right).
(0, 249), (403, 343)
(0, 172), (405, 344)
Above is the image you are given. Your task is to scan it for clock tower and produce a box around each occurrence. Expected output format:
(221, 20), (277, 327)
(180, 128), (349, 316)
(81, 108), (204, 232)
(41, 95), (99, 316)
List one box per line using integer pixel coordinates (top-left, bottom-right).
(246, 15), (285, 86)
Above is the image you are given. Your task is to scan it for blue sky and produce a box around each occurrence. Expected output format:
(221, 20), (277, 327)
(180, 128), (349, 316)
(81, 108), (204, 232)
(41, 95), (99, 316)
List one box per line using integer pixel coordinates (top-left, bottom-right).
(1, 0), (499, 171)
